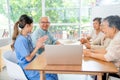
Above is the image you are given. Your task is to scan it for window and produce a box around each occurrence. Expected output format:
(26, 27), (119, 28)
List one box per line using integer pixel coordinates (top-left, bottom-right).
(9, 0), (42, 23)
(0, 0), (101, 46)
(0, 0), (10, 39)
(99, 0), (120, 6)
(9, 0), (42, 41)
(80, 0), (96, 37)
(49, 25), (79, 40)
(45, 0), (80, 23)
(0, 0), (11, 46)
(45, 0), (80, 39)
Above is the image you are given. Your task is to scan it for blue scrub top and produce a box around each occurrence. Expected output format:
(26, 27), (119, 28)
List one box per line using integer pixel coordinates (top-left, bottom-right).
(31, 28), (57, 54)
(14, 34), (38, 79)
(14, 34), (34, 67)
(14, 34), (58, 80)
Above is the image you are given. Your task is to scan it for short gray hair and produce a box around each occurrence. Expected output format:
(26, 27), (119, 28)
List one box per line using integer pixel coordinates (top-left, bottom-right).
(39, 16), (50, 22)
(103, 15), (120, 30)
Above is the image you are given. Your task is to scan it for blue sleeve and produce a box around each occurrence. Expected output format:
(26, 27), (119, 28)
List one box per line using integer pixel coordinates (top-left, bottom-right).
(49, 32), (57, 44)
(31, 29), (42, 48)
(15, 38), (30, 58)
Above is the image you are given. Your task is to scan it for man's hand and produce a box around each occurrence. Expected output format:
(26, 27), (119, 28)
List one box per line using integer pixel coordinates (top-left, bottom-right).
(36, 35), (48, 49)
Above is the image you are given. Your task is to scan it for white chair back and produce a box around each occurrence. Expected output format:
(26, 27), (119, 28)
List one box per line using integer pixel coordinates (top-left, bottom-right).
(2, 50), (28, 80)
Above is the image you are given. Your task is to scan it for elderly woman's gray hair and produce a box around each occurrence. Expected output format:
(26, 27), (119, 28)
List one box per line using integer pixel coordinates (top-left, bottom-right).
(103, 15), (120, 30)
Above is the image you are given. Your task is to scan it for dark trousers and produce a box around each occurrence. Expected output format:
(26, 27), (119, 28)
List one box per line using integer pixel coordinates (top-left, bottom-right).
(95, 73), (107, 80)
(95, 73), (120, 80)
(102, 73), (107, 80)
(109, 73), (120, 78)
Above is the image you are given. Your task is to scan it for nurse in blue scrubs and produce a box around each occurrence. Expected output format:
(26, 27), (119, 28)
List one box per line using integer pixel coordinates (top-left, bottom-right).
(11, 14), (58, 80)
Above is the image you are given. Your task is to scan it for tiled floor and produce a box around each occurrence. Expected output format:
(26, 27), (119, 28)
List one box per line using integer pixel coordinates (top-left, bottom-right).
(0, 67), (119, 80)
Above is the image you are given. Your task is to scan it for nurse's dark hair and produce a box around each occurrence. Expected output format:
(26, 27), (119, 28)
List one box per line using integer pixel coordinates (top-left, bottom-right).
(93, 17), (102, 24)
(103, 15), (120, 30)
(11, 14), (33, 49)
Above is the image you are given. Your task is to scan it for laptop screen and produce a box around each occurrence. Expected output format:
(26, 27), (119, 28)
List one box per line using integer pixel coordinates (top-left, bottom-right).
(45, 45), (83, 65)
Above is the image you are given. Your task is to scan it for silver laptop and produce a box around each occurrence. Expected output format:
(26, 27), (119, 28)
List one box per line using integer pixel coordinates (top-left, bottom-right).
(45, 45), (83, 65)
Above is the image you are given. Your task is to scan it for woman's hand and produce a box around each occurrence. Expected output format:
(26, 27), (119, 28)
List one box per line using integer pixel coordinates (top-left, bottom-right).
(36, 35), (48, 49)
(91, 48), (106, 54)
(83, 49), (92, 57)
(80, 38), (88, 44)
(84, 43), (91, 49)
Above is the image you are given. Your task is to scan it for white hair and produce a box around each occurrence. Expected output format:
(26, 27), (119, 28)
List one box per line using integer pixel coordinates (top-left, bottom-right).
(39, 16), (50, 22)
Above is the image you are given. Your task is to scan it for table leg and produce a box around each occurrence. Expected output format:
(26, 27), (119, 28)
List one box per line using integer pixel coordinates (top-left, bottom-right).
(97, 73), (102, 80)
(40, 71), (45, 80)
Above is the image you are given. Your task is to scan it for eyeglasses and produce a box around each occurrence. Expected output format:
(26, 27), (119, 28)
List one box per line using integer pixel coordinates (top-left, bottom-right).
(41, 22), (50, 24)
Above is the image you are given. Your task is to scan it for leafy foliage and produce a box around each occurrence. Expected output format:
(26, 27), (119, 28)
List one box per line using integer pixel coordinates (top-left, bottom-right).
(9, 0), (42, 22)
(0, 0), (95, 38)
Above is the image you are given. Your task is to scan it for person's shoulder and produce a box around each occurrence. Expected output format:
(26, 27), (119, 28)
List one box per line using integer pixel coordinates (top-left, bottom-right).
(105, 38), (111, 42)
(32, 28), (42, 36)
(47, 31), (53, 37)
(33, 28), (41, 33)
(37, 28), (45, 34)
(111, 31), (120, 44)
(16, 35), (27, 43)
(115, 31), (120, 40)
(117, 31), (120, 36)
(90, 29), (95, 35)
(99, 31), (104, 36)
(14, 35), (27, 47)
(99, 31), (103, 34)
(47, 30), (51, 34)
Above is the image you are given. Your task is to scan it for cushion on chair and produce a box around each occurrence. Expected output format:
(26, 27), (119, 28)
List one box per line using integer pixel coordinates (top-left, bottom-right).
(2, 50), (28, 80)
